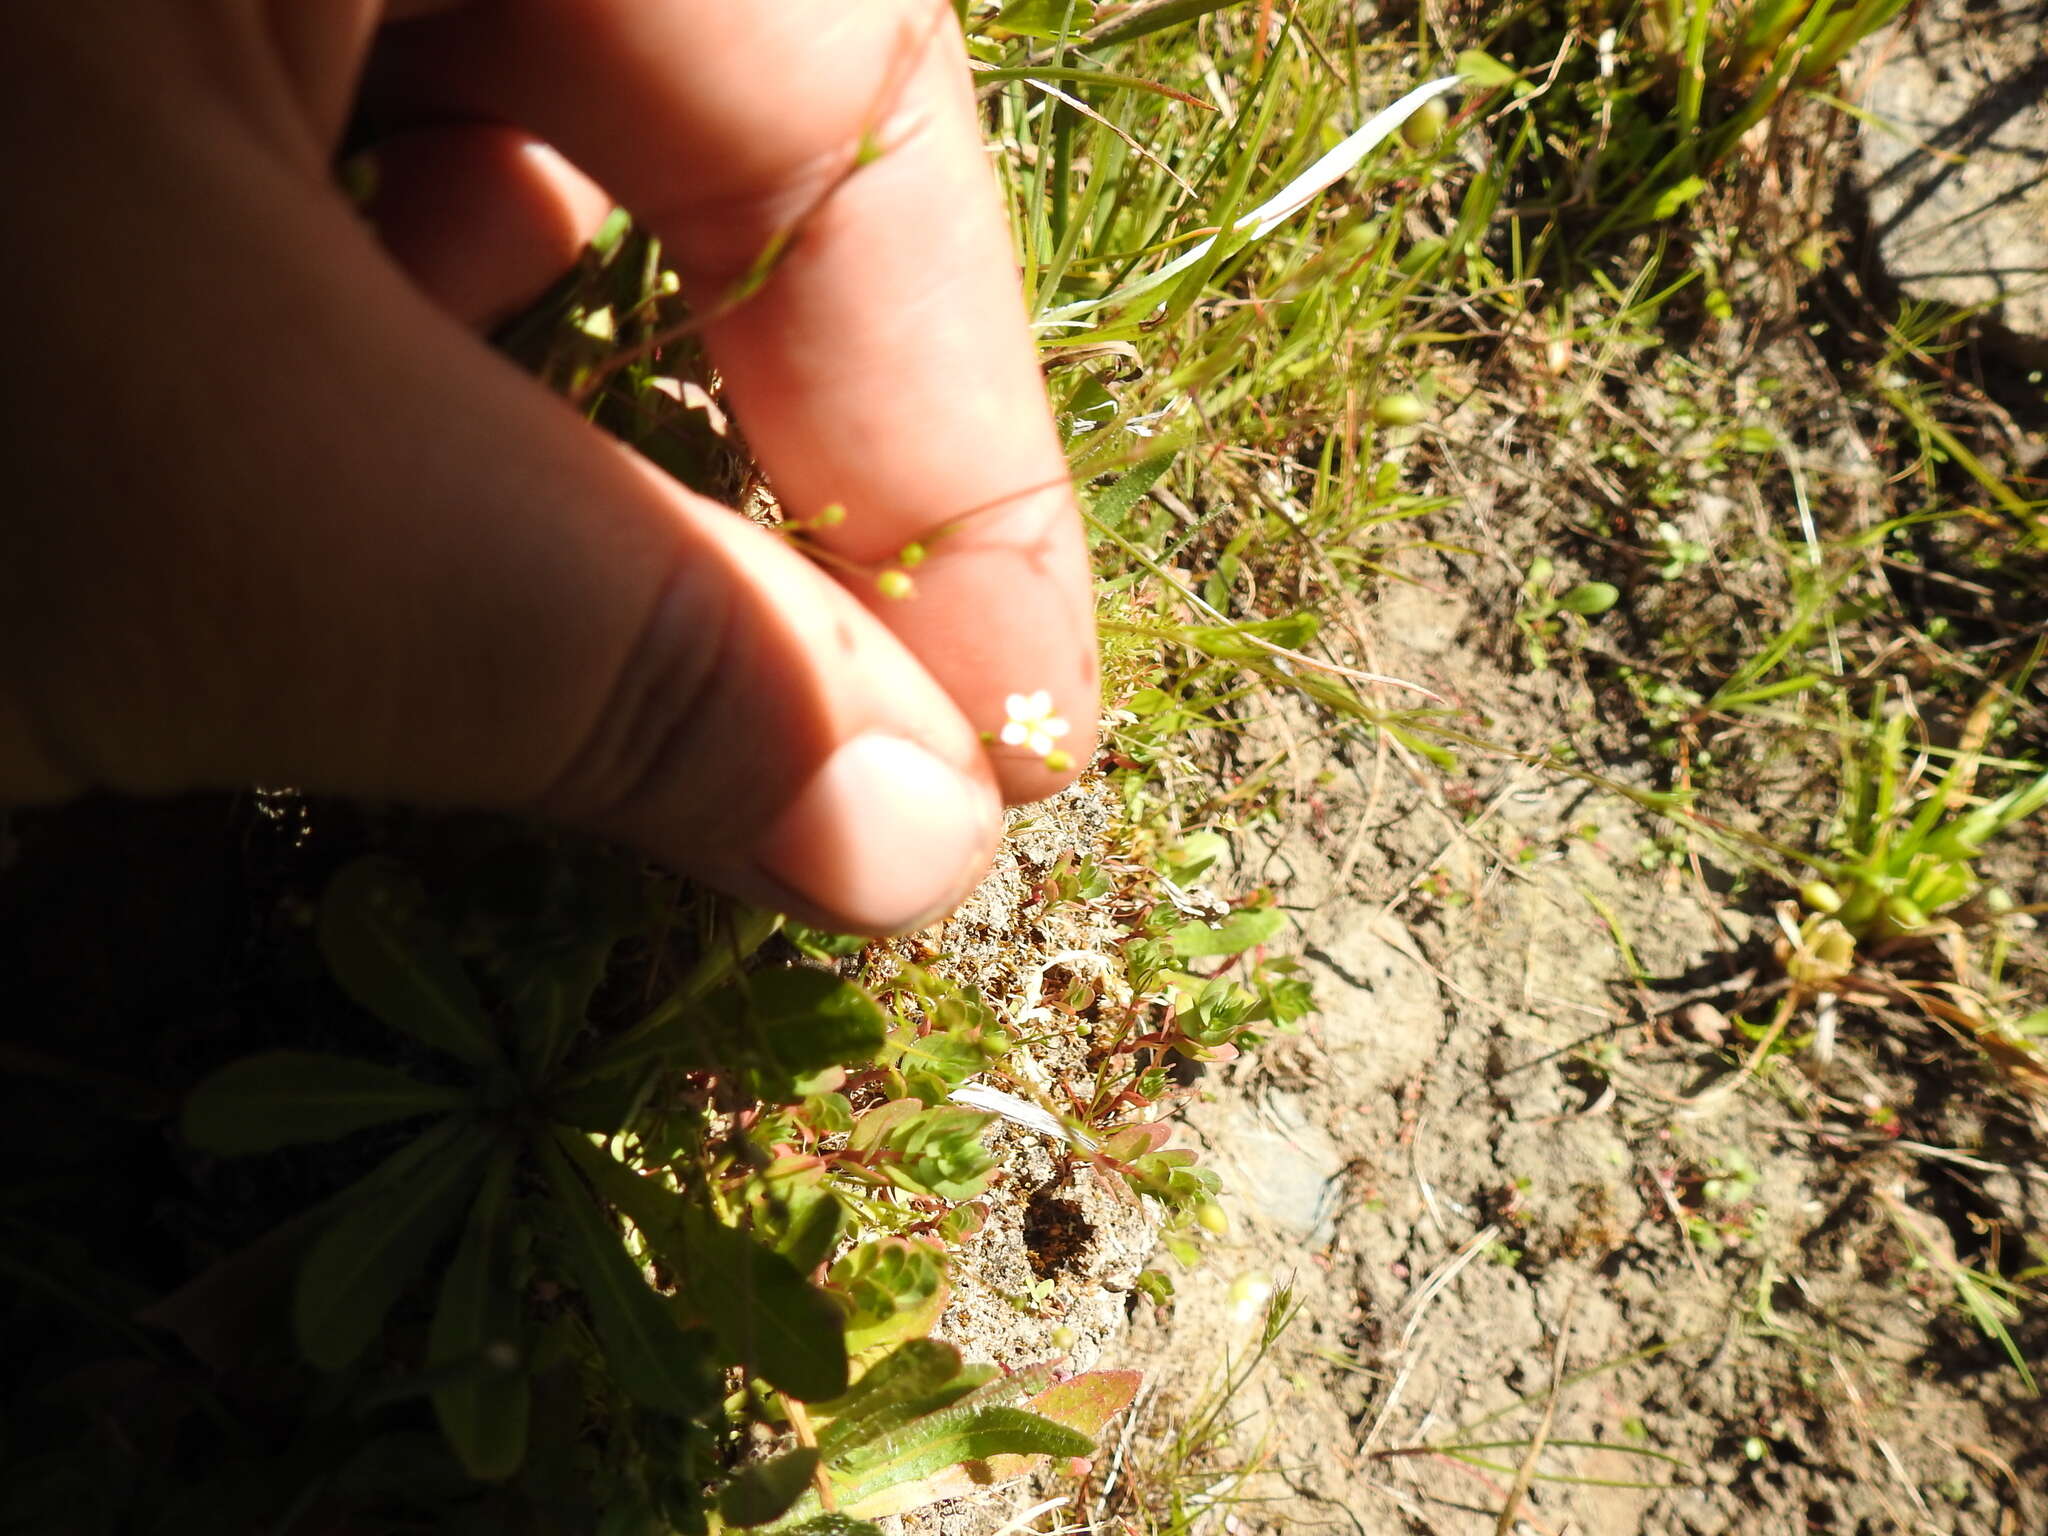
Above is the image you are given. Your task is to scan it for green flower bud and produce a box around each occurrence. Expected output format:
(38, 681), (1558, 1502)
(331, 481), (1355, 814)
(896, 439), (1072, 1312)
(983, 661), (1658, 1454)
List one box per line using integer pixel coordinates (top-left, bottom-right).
(1400, 95), (1450, 150)
(1799, 880), (1843, 914)
(1371, 392), (1428, 427)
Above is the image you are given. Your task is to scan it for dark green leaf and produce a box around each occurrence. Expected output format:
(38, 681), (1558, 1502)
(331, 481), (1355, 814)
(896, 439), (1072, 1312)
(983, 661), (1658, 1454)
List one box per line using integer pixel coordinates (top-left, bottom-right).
(294, 1121), (492, 1371)
(430, 1149), (529, 1480)
(538, 1137), (713, 1415)
(560, 1134), (848, 1401)
(775, 1188), (846, 1275)
(1087, 448), (1179, 534)
(181, 1051), (467, 1155)
(547, 1074), (643, 1134)
(720, 1448), (820, 1528)
(458, 845), (644, 1078)
(318, 858), (504, 1068)
(582, 967), (886, 1099)
(685, 1216), (847, 1401)
(719, 969), (890, 1100)
(1086, 0), (1250, 47)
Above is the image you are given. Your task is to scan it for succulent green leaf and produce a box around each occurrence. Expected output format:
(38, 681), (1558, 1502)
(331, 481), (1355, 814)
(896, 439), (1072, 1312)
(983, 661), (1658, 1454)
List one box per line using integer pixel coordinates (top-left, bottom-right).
(719, 1447), (820, 1528)
(1559, 581), (1621, 616)
(873, 1107), (999, 1203)
(430, 1149), (529, 1480)
(538, 1137), (714, 1415)
(294, 1120), (491, 1371)
(181, 1050), (468, 1155)
(318, 857), (504, 1068)
(827, 1241), (949, 1358)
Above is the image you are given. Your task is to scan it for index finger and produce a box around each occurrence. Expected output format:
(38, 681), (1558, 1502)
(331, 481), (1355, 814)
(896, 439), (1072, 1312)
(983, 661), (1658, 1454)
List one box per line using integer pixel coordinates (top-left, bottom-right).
(374, 0), (1098, 801)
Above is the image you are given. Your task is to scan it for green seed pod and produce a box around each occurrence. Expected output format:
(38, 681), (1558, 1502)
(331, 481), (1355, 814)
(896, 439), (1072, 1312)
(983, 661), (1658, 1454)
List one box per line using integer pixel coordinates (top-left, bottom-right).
(1400, 95), (1450, 150)
(1371, 392), (1427, 427)
(1799, 880), (1843, 915)
(1050, 1325), (1077, 1352)
(1196, 1201), (1229, 1236)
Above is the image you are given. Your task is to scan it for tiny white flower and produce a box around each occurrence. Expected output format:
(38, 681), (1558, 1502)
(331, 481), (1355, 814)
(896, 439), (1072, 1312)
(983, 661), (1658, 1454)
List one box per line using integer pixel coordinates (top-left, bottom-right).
(999, 690), (1071, 759)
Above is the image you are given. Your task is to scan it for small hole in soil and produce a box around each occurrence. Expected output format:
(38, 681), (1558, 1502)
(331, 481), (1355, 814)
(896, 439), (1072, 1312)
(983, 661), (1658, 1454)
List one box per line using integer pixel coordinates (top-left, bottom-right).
(1023, 1190), (1094, 1279)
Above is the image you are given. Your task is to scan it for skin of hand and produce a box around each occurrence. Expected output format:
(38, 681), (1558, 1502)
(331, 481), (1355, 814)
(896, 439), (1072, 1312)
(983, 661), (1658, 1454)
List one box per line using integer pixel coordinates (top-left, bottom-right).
(0, 0), (1098, 936)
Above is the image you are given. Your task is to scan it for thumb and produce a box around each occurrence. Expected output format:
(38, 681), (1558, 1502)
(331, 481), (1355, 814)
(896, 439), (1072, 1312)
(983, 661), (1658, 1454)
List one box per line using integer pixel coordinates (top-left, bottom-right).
(0, 103), (999, 935)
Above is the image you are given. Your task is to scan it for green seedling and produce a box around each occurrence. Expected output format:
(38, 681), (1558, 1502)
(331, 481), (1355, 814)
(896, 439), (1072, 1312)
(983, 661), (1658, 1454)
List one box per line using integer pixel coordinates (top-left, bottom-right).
(1516, 555), (1621, 670)
(1798, 693), (2048, 944)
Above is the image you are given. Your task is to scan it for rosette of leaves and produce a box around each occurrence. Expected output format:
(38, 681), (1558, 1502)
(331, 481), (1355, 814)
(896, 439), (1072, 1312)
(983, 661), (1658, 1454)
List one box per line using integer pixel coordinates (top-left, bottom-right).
(844, 1099), (1002, 1203)
(179, 855), (878, 1490)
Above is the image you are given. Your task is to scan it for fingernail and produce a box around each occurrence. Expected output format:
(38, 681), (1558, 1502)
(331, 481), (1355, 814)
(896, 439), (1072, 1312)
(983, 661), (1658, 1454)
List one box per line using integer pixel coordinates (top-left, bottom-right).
(755, 733), (1000, 935)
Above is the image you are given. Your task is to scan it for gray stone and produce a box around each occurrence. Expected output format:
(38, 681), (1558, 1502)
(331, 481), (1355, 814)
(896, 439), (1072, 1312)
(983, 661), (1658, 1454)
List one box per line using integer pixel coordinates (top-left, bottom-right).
(1854, 0), (2048, 351)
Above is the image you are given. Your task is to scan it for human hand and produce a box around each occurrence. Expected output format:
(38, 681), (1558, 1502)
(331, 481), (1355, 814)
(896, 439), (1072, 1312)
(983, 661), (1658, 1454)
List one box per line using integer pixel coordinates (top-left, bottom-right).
(0, 0), (1097, 935)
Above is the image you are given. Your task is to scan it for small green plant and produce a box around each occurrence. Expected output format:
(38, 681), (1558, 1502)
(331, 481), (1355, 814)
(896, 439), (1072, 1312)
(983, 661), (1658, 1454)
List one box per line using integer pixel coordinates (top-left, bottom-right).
(1516, 554), (1621, 670)
(1795, 693), (2048, 943)
(173, 853), (1128, 1529)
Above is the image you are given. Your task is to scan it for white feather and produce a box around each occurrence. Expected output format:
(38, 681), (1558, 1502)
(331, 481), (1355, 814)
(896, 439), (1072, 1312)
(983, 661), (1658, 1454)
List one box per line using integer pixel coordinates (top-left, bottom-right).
(949, 1084), (1100, 1153)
